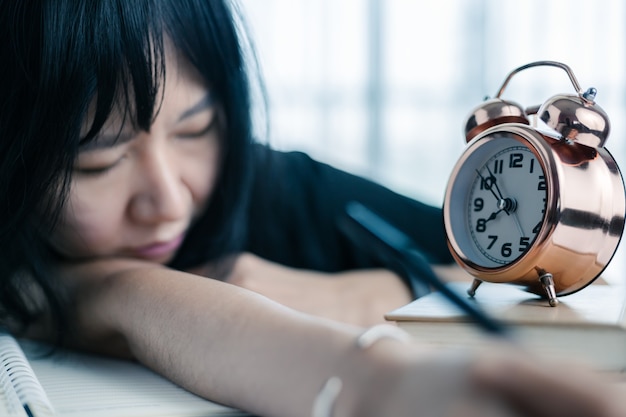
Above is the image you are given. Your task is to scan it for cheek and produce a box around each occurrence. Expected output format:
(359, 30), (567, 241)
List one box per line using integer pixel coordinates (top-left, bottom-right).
(49, 187), (127, 259)
(179, 139), (221, 212)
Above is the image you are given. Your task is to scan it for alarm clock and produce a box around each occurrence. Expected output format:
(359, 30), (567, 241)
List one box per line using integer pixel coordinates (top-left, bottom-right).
(443, 61), (625, 306)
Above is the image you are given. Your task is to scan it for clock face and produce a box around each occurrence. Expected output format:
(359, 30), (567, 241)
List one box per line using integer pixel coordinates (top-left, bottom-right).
(447, 133), (548, 268)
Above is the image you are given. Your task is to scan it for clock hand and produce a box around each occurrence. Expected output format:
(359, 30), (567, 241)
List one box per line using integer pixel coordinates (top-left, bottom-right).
(485, 166), (510, 213)
(477, 168), (525, 236)
(511, 208), (525, 236)
(484, 209), (504, 223)
(496, 197), (525, 236)
(474, 169), (507, 212)
(484, 167), (526, 236)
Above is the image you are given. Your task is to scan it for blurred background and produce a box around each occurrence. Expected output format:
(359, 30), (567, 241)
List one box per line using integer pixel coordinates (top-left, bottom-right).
(238, 0), (626, 279)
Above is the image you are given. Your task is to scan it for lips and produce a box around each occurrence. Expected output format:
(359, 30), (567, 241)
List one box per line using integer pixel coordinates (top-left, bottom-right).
(134, 234), (185, 260)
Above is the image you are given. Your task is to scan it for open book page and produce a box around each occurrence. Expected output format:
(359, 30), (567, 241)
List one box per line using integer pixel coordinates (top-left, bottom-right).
(18, 340), (249, 417)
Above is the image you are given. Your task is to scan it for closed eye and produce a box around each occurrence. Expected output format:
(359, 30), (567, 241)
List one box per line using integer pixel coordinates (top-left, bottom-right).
(177, 116), (217, 139)
(74, 157), (124, 177)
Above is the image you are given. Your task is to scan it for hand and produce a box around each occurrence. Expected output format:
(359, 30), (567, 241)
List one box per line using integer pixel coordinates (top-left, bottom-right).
(364, 347), (526, 417)
(222, 253), (412, 326)
(366, 342), (624, 417)
(469, 345), (624, 417)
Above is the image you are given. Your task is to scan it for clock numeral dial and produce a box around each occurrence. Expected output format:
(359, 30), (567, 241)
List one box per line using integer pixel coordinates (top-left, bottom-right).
(519, 236), (530, 251)
(494, 159), (503, 174)
(482, 236), (532, 256)
(467, 144), (547, 265)
(538, 175), (546, 190)
(509, 153), (523, 168)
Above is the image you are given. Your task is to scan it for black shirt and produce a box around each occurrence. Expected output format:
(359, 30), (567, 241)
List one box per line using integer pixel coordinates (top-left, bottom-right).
(243, 144), (454, 297)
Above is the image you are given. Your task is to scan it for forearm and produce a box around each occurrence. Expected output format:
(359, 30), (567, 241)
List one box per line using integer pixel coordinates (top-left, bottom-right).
(41, 259), (622, 417)
(226, 253), (412, 326)
(325, 269), (413, 325)
(63, 261), (409, 417)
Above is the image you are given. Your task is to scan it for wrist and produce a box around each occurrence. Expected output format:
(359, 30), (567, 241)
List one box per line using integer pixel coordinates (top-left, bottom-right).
(314, 324), (419, 417)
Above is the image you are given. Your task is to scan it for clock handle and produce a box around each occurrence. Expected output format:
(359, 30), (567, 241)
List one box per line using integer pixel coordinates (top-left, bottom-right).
(465, 60), (610, 147)
(494, 61), (585, 100)
(494, 61), (610, 148)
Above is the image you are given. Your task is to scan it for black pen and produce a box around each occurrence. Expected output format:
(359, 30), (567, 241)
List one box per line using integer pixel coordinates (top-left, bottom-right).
(342, 201), (509, 338)
(24, 403), (36, 417)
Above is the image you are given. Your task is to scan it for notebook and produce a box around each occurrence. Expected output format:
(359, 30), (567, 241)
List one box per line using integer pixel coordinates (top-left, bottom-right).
(0, 333), (250, 417)
(385, 282), (626, 372)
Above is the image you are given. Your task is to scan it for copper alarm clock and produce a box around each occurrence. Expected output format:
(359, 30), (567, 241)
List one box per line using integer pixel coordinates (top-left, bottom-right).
(443, 61), (625, 306)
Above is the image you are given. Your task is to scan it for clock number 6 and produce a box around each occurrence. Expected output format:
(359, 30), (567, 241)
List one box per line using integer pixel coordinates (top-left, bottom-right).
(495, 238), (529, 258)
(501, 242), (512, 257)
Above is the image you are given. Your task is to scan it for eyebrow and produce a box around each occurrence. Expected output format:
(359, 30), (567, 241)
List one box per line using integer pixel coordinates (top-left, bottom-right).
(178, 93), (214, 122)
(79, 93), (214, 152)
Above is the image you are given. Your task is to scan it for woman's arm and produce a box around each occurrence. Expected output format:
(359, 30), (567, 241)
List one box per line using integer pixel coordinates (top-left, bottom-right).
(221, 253), (412, 326)
(195, 253), (471, 327)
(59, 259), (352, 415)
(57, 258), (409, 417)
(53, 258), (623, 417)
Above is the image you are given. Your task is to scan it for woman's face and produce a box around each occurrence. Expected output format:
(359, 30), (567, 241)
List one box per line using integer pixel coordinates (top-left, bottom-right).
(49, 51), (220, 265)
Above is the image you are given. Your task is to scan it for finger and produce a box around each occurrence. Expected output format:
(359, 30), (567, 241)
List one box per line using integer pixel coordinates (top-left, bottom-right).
(470, 351), (621, 417)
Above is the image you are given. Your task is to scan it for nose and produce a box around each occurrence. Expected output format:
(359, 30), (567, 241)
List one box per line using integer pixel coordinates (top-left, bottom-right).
(129, 143), (189, 224)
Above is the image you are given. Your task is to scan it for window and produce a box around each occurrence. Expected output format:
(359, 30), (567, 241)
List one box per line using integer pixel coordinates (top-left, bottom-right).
(241, 0), (625, 206)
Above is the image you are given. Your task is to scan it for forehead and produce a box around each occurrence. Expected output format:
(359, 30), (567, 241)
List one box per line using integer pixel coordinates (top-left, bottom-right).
(81, 45), (208, 142)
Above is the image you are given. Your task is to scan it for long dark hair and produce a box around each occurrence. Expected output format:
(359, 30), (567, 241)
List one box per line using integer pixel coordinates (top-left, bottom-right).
(0, 0), (255, 339)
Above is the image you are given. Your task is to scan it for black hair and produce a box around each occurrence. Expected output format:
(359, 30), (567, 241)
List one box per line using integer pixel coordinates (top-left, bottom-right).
(0, 0), (256, 340)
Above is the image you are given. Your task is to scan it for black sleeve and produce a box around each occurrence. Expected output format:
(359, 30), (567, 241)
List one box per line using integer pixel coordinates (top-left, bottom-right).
(244, 145), (455, 298)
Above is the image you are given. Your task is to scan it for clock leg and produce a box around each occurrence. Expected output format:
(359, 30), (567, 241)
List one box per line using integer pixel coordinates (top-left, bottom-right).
(467, 279), (483, 297)
(539, 273), (559, 307)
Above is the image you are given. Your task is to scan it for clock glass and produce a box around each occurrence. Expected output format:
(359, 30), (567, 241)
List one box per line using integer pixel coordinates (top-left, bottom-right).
(447, 133), (548, 268)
